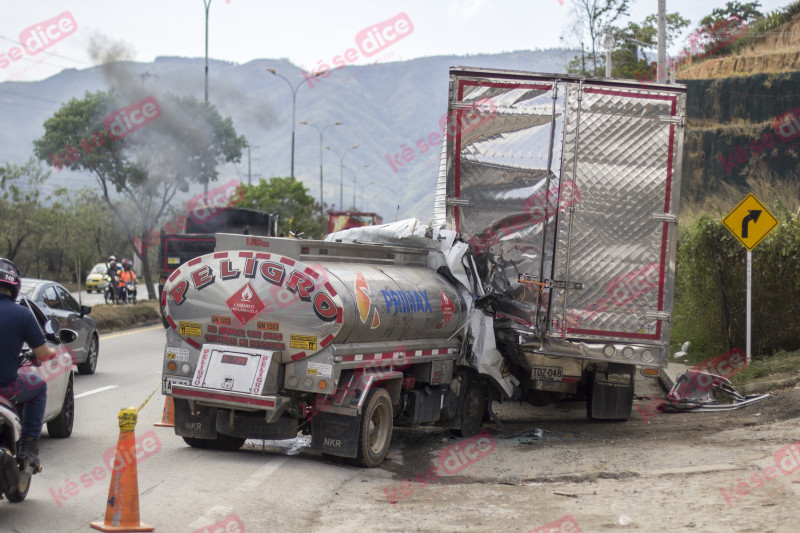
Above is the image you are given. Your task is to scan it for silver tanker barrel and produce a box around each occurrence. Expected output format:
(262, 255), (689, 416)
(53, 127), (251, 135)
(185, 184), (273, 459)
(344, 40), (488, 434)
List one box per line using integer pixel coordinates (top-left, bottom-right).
(162, 251), (464, 363)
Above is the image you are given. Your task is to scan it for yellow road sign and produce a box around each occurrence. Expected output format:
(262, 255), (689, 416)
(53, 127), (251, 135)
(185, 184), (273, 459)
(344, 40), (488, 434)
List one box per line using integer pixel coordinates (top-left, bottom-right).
(722, 194), (778, 250)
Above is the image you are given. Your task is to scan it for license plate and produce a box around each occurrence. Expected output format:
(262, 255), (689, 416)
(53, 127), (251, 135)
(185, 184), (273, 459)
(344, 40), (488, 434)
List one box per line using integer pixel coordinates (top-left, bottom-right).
(531, 366), (562, 381)
(164, 377), (190, 394)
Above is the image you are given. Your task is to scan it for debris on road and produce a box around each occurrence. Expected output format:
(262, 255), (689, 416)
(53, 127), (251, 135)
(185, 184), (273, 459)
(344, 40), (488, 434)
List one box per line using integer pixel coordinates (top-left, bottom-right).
(661, 370), (769, 412)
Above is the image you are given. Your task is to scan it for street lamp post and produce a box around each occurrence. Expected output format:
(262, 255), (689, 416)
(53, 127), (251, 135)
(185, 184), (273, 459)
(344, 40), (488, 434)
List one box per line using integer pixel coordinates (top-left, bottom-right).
(350, 164), (369, 210)
(325, 145), (359, 210)
(267, 68), (321, 179)
(203, 0), (213, 194)
(300, 120), (343, 212)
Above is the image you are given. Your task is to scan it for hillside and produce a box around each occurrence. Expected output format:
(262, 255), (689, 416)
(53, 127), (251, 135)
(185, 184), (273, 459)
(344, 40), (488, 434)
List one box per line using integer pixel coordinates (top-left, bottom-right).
(677, 5), (800, 200)
(679, 11), (800, 79)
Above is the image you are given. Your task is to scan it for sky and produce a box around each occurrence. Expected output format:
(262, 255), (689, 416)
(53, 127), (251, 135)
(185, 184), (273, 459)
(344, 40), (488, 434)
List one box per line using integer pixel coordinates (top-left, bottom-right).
(0, 0), (792, 83)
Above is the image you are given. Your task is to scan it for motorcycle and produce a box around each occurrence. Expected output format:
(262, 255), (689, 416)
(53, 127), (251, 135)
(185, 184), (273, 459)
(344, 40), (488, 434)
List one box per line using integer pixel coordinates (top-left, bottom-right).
(119, 281), (137, 305)
(0, 319), (76, 503)
(103, 281), (116, 304)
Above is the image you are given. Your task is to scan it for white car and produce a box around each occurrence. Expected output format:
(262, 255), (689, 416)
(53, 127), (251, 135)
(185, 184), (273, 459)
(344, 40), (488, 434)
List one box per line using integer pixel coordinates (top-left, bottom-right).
(16, 296), (76, 438)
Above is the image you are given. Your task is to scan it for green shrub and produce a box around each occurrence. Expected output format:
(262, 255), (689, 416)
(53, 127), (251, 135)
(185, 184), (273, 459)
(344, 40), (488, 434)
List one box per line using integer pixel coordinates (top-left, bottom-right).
(673, 204), (800, 361)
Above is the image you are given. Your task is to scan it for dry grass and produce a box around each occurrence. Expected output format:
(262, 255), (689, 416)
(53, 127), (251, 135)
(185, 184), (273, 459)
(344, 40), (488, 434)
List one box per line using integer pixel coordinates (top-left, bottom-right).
(680, 170), (800, 225)
(90, 300), (161, 333)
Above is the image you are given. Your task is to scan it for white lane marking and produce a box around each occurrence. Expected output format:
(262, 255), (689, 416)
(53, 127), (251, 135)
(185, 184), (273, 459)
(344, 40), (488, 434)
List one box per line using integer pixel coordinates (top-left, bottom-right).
(187, 505), (236, 531)
(75, 385), (118, 399)
(236, 457), (289, 492)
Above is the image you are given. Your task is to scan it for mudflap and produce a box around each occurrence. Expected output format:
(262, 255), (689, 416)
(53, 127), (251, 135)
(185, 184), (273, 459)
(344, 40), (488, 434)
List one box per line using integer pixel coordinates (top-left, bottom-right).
(588, 363), (634, 421)
(173, 398), (218, 439)
(311, 412), (360, 458)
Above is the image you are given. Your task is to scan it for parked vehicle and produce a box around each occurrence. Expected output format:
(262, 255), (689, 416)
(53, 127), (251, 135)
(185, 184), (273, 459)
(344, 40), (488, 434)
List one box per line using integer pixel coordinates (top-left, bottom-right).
(157, 207), (278, 327)
(327, 211), (383, 234)
(1, 303), (76, 503)
(18, 279), (100, 375)
(160, 68), (686, 467)
(85, 263), (110, 293)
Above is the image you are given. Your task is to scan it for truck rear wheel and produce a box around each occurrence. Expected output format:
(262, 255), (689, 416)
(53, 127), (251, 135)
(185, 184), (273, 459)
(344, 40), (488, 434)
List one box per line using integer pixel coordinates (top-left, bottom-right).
(183, 434), (246, 451)
(354, 387), (393, 468)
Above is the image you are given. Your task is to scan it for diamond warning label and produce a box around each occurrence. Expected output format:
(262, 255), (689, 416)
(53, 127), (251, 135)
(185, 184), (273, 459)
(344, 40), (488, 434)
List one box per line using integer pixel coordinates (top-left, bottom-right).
(226, 282), (266, 326)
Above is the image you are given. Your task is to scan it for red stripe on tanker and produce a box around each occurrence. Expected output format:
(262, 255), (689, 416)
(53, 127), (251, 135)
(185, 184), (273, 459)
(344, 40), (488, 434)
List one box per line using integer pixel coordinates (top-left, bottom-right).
(163, 253), (464, 361)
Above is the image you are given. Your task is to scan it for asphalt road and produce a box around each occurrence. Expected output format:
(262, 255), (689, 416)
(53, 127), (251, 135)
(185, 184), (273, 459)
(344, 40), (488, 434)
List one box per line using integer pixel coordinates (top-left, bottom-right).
(2, 326), (798, 532)
(75, 286), (152, 308)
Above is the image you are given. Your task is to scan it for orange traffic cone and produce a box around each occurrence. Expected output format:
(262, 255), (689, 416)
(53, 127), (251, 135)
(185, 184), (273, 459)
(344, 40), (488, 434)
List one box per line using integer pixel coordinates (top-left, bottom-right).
(153, 395), (174, 427)
(90, 408), (154, 532)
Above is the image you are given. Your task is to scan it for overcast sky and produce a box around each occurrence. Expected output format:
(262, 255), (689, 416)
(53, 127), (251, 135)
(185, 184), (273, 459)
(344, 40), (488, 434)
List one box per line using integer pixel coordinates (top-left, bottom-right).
(0, 0), (790, 83)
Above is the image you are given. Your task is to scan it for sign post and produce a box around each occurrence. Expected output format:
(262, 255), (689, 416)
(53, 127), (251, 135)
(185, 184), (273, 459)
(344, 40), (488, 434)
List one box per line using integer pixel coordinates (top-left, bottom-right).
(722, 193), (778, 363)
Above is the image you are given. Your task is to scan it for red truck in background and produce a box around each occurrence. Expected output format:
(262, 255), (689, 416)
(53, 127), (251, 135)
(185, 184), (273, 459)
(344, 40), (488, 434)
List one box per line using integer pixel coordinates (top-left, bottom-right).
(327, 211), (383, 234)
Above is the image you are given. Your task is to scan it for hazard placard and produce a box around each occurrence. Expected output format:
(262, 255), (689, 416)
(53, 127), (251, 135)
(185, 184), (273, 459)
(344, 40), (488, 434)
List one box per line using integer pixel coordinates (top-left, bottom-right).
(722, 194), (778, 250)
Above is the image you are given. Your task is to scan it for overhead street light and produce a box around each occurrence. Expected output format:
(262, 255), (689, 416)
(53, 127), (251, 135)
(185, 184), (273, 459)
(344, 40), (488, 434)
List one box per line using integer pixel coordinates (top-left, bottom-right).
(325, 144), (359, 211)
(348, 163), (370, 210)
(300, 120), (343, 212)
(267, 68), (326, 178)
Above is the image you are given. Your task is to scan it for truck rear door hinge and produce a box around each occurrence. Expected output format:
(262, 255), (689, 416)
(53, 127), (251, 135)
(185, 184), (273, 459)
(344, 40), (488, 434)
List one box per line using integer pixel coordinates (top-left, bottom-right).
(518, 274), (583, 290)
(446, 197), (473, 207)
(658, 115), (684, 127)
(645, 311), (671, 321)
(651, 212), (678, 223)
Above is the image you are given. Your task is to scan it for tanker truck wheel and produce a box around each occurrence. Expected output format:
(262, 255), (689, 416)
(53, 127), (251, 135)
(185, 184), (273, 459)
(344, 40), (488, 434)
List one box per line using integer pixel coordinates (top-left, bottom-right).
(354, 387), (393, 468)
(451, 369), (485, 437)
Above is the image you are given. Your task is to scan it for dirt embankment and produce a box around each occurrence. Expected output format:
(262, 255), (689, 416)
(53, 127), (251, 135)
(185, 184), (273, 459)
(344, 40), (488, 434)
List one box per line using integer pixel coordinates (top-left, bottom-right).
(679, 13), (800, 79)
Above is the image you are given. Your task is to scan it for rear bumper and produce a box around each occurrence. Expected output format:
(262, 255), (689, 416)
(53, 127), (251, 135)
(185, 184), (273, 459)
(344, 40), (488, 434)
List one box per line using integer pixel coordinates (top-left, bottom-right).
(171, 385), (288, 422)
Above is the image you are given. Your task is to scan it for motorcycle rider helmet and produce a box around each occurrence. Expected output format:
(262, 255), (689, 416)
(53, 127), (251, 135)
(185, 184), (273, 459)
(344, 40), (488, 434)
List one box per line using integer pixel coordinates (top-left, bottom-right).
(122, 259), (132, 270)
(0, 257), (21, 299)
(108, 255), (117, 262)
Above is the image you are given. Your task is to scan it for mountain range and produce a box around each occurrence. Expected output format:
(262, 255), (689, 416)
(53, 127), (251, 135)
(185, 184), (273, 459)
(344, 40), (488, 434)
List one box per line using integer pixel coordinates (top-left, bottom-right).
(0, 48), (575, 222)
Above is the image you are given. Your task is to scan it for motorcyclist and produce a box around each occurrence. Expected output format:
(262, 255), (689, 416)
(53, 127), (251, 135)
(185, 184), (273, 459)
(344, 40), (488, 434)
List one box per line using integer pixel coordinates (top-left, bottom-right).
(0, 258), (55, 465)
(117, 258), (137, 303)
(106, 255), (118, 303)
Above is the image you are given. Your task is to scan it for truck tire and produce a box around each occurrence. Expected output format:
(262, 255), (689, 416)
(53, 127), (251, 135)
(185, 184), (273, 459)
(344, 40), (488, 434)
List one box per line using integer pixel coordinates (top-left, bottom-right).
(354, 387), (393, 468)
(451, 369), (485, 437)
(183, 434), (246, 451)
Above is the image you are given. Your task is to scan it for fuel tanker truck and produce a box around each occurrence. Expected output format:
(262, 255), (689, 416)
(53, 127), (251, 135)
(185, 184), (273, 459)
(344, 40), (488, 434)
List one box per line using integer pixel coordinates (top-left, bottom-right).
(160, 67), (687, 467)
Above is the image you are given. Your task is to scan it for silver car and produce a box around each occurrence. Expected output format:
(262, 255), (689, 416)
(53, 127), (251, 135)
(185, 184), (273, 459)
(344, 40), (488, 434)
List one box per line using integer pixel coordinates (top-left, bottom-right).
(16, 296), (76, 438)
(18, 279), (100, 375)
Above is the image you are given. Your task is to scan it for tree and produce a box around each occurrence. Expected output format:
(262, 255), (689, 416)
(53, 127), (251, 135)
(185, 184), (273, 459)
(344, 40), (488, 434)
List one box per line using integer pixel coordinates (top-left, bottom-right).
(566, 0), (632, 75)
(33, 90), (247, 298)
(612, 13), (690, 80)
(238, 177), (324, 239)
(0, 158), (50, 270)
(699, 1), (763, 27)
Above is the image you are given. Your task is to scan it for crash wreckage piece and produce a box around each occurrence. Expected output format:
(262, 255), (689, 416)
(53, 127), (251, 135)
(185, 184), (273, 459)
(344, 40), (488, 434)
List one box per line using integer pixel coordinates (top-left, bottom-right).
(659, 370), (769, 412)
